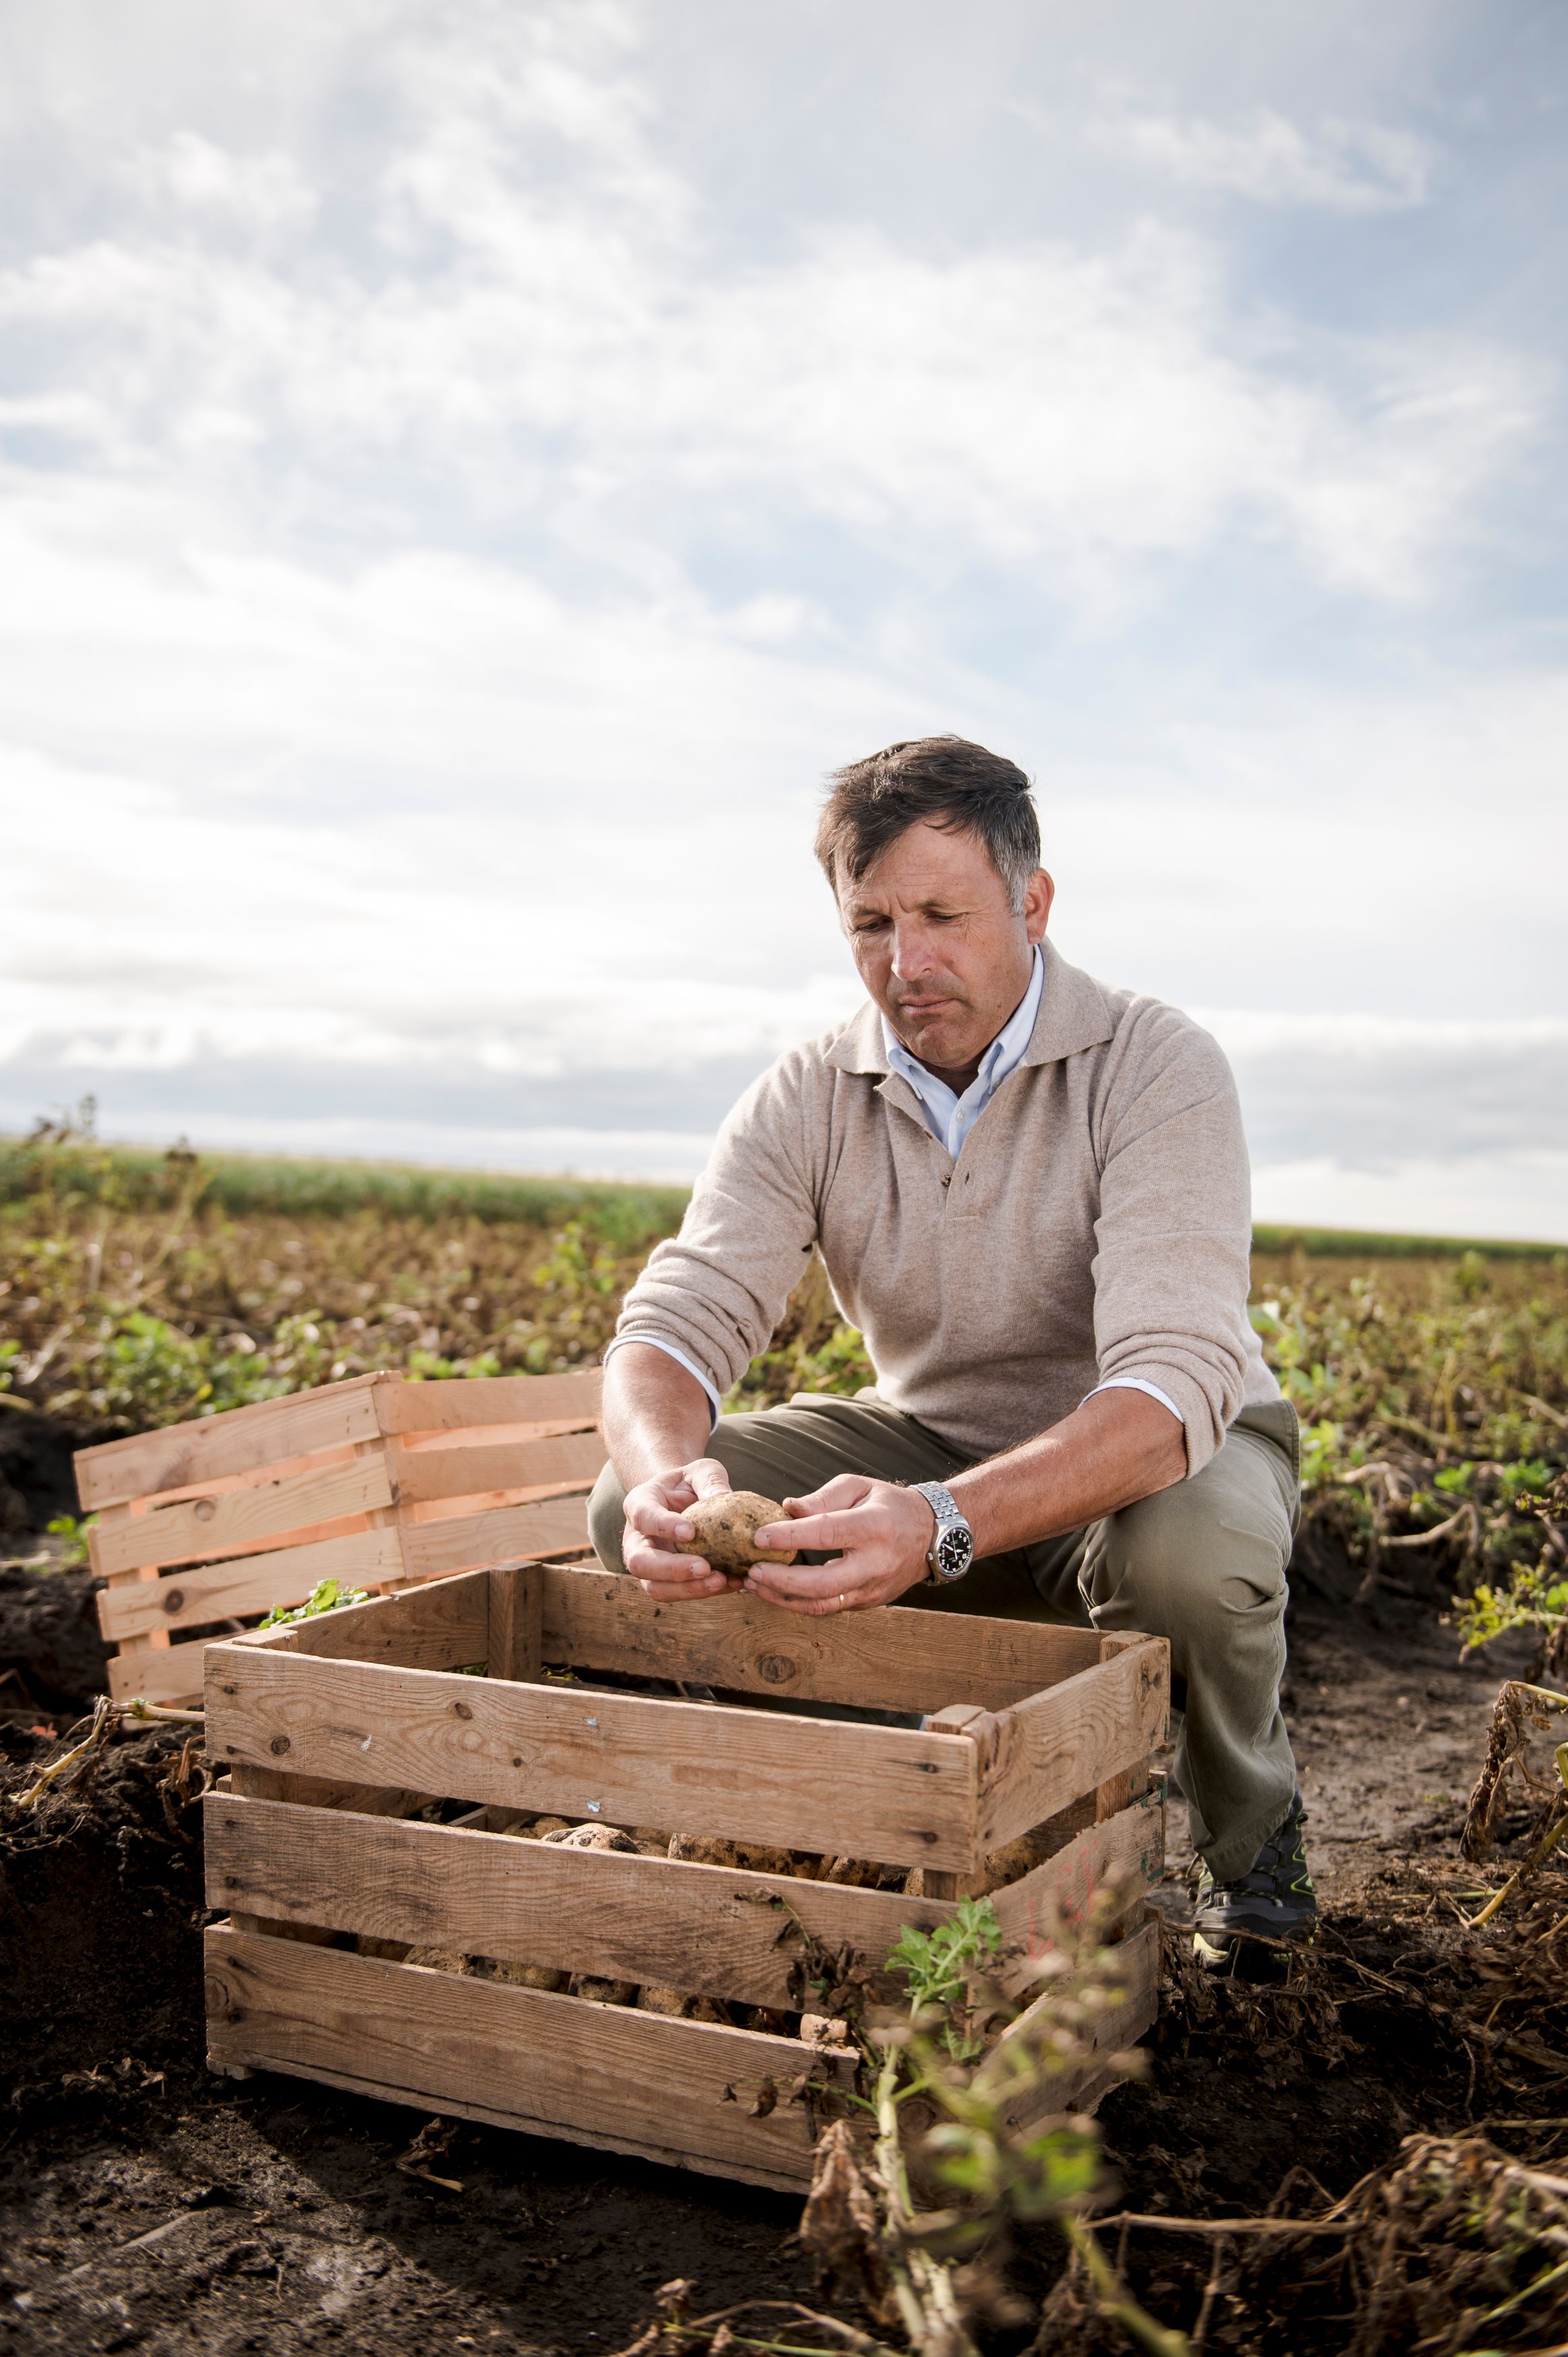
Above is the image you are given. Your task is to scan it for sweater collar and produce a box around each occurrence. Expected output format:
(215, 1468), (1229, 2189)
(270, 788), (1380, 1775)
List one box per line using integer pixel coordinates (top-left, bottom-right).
(824, 937), (1116, 1077)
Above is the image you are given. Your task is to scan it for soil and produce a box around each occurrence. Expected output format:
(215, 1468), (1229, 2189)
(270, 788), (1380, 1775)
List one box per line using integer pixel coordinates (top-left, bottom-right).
(1, 1432), (1563, 2357)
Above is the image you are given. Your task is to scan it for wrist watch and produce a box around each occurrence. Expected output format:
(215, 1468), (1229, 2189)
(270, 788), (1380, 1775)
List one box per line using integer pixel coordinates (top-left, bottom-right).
(910, 1481), (976, 1585)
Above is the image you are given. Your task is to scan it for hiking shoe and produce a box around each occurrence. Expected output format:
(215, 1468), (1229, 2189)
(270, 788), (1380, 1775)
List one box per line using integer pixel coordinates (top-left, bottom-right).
(1192, 1790), (1317, 1968)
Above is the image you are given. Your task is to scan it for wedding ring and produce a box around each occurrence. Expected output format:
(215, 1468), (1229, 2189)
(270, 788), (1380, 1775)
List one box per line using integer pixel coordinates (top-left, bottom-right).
(838, 1593), (848, 1609)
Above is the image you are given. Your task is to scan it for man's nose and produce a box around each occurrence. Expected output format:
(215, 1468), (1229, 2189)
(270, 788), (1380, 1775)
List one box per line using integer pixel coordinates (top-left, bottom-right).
(889, 922), (939, 981)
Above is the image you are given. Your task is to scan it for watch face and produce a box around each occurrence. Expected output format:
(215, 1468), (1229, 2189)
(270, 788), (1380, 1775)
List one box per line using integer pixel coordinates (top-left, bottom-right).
(934, 1522), (974, 1582)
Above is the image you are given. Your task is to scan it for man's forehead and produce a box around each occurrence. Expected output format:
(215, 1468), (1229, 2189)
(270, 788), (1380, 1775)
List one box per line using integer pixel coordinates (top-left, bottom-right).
(838, 821), (998, 910)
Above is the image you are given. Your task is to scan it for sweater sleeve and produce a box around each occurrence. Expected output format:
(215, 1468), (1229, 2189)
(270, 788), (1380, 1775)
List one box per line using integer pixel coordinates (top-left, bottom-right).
(611, 1051), (823, 1397)
(1090, 1005), (1255, 1476)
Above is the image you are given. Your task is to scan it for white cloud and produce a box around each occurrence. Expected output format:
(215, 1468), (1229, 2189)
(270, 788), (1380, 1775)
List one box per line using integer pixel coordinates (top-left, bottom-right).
(1088, 105), (1434, 213)
(139, 131), (318, 229)
(0, 17), (1540, 605)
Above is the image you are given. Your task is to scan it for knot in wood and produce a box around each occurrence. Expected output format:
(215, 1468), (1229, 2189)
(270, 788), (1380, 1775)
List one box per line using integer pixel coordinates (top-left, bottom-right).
(452, 1699), (474, 1721)
(269, 1735), (292, 1756)
(162, 1589), (184, 1614)
(193, 1498), (217, 1523)
(755, 1653), (796, 1685)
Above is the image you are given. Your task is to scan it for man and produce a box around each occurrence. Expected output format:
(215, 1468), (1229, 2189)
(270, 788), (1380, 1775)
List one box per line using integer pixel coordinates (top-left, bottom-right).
(588, 735), (1311, 1963)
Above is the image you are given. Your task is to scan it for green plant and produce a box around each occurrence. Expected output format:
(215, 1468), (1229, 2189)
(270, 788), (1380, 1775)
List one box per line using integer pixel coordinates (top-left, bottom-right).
(258, 1576), (370, 1628)
(795, 1883), (1184, 2356)
(886, 1897), (1004, 2062)
(44, 1513), (95, 1567)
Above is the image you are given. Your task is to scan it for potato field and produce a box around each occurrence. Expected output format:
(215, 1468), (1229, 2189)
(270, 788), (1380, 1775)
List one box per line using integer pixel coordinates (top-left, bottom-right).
(1, 1119), (1566, 2357)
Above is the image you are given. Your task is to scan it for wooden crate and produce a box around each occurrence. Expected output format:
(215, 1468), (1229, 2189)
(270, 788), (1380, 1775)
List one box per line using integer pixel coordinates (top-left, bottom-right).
(75, 1370), (605, 1707)
(201, 1561), (1169, 2193)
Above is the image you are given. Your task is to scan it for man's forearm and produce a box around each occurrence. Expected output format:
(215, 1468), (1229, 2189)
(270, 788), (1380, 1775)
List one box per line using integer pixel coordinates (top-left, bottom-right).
(603, 1343), (716, 1489)
(949, 1388), (1187, 1554)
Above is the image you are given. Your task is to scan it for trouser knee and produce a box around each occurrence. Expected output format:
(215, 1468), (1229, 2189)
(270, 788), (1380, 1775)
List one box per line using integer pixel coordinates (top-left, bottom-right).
(1083, 1476), (1290, 1673)
(588, 1461), (629, 1574)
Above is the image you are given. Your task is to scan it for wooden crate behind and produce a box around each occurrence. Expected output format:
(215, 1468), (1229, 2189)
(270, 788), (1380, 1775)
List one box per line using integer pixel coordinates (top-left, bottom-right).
(202, 1563), (1169, 2193)
(75, 1370), (605, 1707)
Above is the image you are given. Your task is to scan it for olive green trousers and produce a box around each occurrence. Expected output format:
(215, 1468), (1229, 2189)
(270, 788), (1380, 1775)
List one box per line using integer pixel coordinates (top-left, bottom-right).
(587, 1393), (1301, 1884)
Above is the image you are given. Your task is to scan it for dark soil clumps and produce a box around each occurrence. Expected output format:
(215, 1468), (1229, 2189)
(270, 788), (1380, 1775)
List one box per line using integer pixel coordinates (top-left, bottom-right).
(0, 1502), (1563, 2352)
(0, 1567), (109, 1723)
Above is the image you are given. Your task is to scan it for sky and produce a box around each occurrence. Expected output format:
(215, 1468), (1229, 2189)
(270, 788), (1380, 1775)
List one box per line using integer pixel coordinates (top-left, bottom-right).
(1, 0), (1565, 1239)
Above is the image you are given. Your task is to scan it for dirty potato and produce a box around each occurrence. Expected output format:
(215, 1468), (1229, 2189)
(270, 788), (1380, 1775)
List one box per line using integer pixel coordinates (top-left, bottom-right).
(683, 1491), (797, 1573)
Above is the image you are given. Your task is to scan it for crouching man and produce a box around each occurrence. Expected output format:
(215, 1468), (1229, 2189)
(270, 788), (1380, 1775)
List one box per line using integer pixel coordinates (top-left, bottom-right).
(588, 735), (1312, 1964)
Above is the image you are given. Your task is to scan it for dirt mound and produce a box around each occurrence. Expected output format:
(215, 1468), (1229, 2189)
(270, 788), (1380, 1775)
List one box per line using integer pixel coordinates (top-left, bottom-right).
(1, 1521), (1565, 2351)
(0, 1412), (119, 1539)
(0, 1566), (110, 1723)
(0, 1722), (207, 2102)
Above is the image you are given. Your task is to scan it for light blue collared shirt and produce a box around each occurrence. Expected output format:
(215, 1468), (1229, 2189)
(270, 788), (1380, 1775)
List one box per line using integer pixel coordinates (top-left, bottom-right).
(881, 945), (1046, 1162)
(608, 945), (1180, 1432)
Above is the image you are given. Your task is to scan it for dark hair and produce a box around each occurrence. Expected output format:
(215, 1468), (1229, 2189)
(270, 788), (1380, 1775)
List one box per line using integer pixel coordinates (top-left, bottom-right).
(814, 735), (1040, 912)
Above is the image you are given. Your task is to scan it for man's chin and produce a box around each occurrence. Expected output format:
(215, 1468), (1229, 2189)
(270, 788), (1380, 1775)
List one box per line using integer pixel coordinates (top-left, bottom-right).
(892, 1018), (976, 1069)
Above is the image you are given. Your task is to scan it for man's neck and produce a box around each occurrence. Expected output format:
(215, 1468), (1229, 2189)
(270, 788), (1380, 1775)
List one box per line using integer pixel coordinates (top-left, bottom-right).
(889, 947), (1042, 1095)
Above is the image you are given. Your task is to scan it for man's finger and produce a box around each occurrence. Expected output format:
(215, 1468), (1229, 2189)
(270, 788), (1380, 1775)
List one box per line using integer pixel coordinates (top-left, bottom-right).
(688, 1459), (736, 1500)
(745, 1556), (858, 1604)
(636, 1570), (736, 1601)
(755, 1511), (864, 1554)
(623, 1534), (716, 1579)
(626, 1499), (700, 1543)
(778, 1474), (873, 1516)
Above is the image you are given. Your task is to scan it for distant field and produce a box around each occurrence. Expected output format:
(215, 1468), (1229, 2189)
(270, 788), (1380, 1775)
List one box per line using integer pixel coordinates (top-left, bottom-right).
(1, 1129), (1563, 1597)
(1, 1129), (1559, 1260)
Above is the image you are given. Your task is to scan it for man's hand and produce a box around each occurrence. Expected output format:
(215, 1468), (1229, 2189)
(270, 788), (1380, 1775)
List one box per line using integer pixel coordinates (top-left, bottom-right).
(622, 1457), (743, 1601)
(743, 1475), (936, 1616)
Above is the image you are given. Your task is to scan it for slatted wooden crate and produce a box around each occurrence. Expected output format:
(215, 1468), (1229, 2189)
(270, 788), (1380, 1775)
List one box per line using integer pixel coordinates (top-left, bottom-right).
(75, 1370), (605, 1707)
(201, 1561), (1169, 2192)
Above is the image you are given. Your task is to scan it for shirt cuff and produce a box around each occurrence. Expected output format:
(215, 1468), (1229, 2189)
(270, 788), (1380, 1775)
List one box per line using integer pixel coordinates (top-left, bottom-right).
(603, 1334), (722, 1429)
(1085, 1374), (1184, 1424)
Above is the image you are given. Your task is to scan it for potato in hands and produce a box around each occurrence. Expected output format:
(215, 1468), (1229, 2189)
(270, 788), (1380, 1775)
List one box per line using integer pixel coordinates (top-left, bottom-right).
(683, 1490), (798, 1573)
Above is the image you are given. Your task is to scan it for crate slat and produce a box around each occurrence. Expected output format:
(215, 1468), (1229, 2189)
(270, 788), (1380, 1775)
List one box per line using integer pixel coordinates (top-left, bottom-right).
(376, 1371), (602, 1434)
(98, 1529), (407, 1643)
(230, 1565), (493, 1673)
(986, 1917), (1160, 2129)
(91, 1451), (396, 1578)
(389, 1430), (606, 1506)
(537, 1565), (1103, 1714)
(988, 1792), (1165, 1994)
(74, 1376), (391, 1511)
(204, 1924), (854, 2191)
(397, 1496), (593, 1580)
(204, 1644), (982, 1867)
(976, 1640), (1170, 1853)
(204, 1795), (955, 2007)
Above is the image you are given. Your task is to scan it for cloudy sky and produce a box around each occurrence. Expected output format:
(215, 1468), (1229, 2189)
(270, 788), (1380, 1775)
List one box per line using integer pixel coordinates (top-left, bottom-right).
(1, 0), (1565, 1238)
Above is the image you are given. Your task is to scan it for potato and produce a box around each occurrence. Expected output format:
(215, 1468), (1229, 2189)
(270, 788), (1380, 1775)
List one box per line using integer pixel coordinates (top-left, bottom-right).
(683, 1491), (797, 1573)
(668, 1832), (796, 1874)
(636, 1983), (689, 2017)
(473, 1957), (568, 1991)
(570, 1974), (639, 2005)
(543, 1823), (639, 1854)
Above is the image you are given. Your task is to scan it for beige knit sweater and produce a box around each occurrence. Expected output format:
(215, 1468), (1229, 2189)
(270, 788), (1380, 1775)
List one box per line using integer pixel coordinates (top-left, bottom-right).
(614, 940), (1279, 1475)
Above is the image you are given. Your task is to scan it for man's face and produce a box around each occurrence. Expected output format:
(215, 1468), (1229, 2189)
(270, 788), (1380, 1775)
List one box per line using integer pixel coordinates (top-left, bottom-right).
(838, 819), (1054, 1082)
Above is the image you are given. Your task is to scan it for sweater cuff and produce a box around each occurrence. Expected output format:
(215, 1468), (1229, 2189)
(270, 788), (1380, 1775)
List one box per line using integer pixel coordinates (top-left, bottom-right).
(1084, 1375), (1184, 1424)
(1103, 1364), (1227, 1478)
(603, 1335), (722, 1430)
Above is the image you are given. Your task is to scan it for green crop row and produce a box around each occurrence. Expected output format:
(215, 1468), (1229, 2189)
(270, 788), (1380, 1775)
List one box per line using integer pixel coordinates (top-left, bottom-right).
(1, 1117), (1565, 1612)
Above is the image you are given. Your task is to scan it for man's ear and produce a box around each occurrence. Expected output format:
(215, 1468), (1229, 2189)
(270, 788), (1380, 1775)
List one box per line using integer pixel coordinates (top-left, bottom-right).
(1024, 868), (1055, 945)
